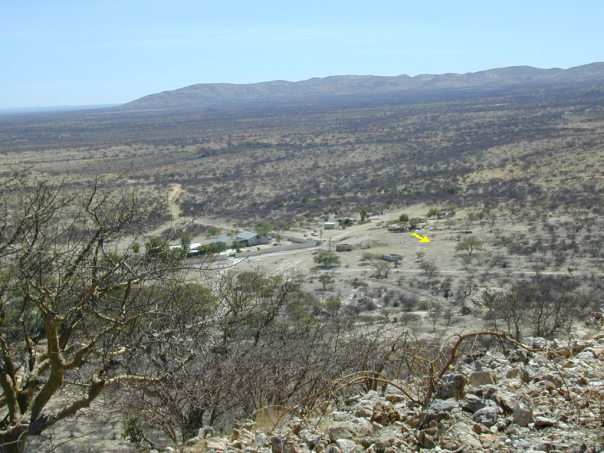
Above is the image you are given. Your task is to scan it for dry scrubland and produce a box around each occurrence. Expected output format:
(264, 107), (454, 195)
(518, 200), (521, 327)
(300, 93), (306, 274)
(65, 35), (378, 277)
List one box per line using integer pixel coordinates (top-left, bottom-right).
(0, 83), (603, 452)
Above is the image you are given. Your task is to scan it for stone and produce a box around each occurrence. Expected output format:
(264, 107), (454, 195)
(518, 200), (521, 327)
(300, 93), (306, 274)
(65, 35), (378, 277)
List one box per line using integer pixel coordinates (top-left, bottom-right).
(472, 423), (490, 434)
(416, 430), (436, 449)
(254, 433), (267, 447)
(534, 416), (557, 428)
(496, 393), (533, 427)
(200, 438), (229, 451)
(512, 399), (533, 427)
(532, 380), (556, 393)
(371, 402), (401, 425)
(469, 370), (496, 387)
(328, 425), (354, 442)
(472, 400), (499, 427)
(429, 399), (459, 413)
(328, 419), (373, 443)
(575, 350), (597, 361)
(461, 394), (485, 413)
(480, 433), (498, 448)
(441, 421), (482, 450)
(385, 393), (405, 403)
(335, 438), (360, 452)
(271, 436), (286, 453)
(506, 366), (530, 383)
(533, 372), (564, 388)
(437, 373), (467, 399)
(354, 404), (373, 418)
(526, 337), (548, 350)
(507, 349), (531, 363)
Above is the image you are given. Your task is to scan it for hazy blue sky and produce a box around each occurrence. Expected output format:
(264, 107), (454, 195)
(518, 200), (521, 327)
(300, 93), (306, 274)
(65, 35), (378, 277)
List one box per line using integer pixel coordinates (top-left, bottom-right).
(1, 0), (603, 108)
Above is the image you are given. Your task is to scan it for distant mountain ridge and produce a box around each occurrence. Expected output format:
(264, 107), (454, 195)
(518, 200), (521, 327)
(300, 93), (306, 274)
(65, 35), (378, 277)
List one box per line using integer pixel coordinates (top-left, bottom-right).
(122, 63), (604, 111)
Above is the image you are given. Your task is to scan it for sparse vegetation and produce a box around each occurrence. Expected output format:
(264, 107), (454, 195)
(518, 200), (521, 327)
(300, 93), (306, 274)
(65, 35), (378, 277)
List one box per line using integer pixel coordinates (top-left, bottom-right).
(0, 65), (603, 452)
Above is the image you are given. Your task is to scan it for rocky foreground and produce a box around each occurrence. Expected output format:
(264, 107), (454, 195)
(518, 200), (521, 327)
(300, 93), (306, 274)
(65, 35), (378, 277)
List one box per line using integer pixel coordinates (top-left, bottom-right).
(177, 329), (604, 453)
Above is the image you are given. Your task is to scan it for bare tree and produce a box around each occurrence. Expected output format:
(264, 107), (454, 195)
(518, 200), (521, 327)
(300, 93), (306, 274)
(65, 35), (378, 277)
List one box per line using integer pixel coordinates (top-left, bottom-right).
(419, 260), (439, 284)
(0, 176), (202, 452)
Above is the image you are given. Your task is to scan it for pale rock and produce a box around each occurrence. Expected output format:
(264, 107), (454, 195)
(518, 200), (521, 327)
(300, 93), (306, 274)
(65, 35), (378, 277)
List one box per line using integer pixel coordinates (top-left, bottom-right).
(441, 421), (482, 450)
(354, 404), (373, 418)
(327, 418), (372, 443)
(526, 337), (548, 350)
(533, 372), (564, 388)
(497, 393), (533, 427)
(507, 349), (531, 363)
(335, 438), (361, 452)
(531, 380), (556, 394)
(469, 370), (497, 387)
(506, 366), (530, 383)
(534, 416), (557, 428)
(437, 373), (467, 399)
(255, 433), (268, 447)
(328, 425), (354, 442)
(332, 411), (353, 422)
(512, 404), (533, 427)
(461, 394), (485, 413)
(472, 400), (499, 427)
(385, 393), (405, 403)
(480, 433), (498, 448)
(429, 399), (459, 413)
(575, 350), (597, 361)
(198, 437), (229, 451)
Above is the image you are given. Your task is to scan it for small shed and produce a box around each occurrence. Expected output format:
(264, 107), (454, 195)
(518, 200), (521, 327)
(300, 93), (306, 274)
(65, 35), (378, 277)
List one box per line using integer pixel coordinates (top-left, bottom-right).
(383, 253), (403, 264)
(236, 231), (269, 247)
(336, 243), (353, 252)
(323, 222), (338, 230)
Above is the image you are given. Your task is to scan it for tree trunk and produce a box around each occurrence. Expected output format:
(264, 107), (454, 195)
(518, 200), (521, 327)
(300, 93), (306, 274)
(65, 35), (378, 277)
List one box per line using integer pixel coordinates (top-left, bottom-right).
(0, 432), (26, 453)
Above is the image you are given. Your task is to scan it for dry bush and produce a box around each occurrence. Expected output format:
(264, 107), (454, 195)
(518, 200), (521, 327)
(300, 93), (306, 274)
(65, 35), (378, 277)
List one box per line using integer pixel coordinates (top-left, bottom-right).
(482, 275), (598, 340)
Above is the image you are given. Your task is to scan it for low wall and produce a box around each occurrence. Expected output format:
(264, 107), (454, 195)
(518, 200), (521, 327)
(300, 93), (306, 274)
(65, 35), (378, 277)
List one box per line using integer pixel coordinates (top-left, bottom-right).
(235, 240), (317, 258)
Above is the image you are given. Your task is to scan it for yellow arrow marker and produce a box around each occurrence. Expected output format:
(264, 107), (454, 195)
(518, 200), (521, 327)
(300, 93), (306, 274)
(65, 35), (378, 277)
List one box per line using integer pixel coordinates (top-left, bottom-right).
(410, 232), (431, 242)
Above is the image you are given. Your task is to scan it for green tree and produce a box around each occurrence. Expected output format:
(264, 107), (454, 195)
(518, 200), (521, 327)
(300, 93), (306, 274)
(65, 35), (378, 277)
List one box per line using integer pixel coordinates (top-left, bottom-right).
(455, 237), (485, 257)
(427, 208), (439, 218)
(371, 259), (392, 279)
(360, 209), (368, 223)
(314, 250), (341, 269)
(145, 236), (169, 258)
(409, 218), (422, 228)
(339, 218), (353, 229)
(180, 231), (192, 251)
(324, 298), (342, 317)
(318, 273), (335, 290)
(255, 220), (272, 237)
(206, 226), (221, 237)
(361, 251), (377, 262)
(399, 213), (409, 223)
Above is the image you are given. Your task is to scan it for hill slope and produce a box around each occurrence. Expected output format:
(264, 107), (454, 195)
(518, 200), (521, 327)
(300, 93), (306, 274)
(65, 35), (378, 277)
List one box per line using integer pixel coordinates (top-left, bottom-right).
(122, 63), (604, 110)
